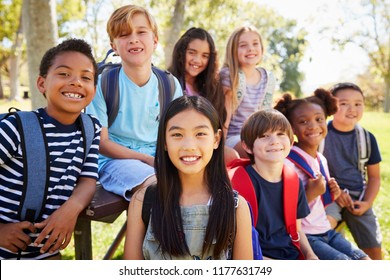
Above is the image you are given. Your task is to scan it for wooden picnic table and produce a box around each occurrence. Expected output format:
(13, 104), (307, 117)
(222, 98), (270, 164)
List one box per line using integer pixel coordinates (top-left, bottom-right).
(74, 185), (128, 260)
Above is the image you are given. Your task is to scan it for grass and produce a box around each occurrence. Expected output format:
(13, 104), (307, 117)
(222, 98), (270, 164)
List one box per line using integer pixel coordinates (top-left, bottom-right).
(1, 98), (389, 259)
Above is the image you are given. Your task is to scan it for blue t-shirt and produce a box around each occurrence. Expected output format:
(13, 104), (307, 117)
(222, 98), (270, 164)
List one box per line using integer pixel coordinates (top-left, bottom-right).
(0, 108), (101, 259)
(323, 121), (381, 192)
(86, 68), (182, 170)
(246, 165), (310, 260)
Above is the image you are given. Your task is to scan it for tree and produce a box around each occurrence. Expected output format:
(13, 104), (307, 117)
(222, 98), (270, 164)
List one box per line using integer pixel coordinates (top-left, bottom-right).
(326, 0), (389, 112)
(22, 0), (58, 109)
(0, 0), (23, 100)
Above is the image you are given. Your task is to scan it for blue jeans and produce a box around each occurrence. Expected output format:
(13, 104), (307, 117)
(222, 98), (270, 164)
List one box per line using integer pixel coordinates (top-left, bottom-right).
(307, 229), (368, 260)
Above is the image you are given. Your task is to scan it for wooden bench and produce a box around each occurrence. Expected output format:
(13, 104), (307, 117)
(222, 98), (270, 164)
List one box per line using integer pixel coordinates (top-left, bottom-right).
(74, 185), (128, 260)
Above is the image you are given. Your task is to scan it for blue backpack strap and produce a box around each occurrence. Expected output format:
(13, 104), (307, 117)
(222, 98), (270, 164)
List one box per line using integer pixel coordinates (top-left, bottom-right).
(152, 66), (176, 121)
(100, 66), (121, 128)
(97, 49), (116, 70)
(287, 149), (333, 207)
(79, 113), (94, 162)
(15, 111), (49, 222)
(287, 150), (316, 178)
(318, 158), (333, 206)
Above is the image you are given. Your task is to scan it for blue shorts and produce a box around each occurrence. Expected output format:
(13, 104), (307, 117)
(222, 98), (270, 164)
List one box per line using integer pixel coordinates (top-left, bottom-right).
(99, 159), (155, 201)
(325, 190), (382, 249)
(307, 230), (368, 260)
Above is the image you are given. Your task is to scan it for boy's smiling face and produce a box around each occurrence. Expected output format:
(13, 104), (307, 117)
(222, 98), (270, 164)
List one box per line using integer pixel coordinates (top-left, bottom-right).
(111, 13), (158, 68)
(244, 129), (292, 165)
(36, 51), (96, 124)
(332, 89), (364, 131)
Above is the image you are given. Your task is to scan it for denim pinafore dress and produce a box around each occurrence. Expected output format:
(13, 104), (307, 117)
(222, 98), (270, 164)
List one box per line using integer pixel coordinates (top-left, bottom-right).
(143, 203), (229, 260)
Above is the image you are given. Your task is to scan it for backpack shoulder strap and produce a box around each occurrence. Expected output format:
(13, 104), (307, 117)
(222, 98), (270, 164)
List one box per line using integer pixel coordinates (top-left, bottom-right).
(100, 66), (121, 128)
(287, 149), (334, 207)
(260, 68), (275, 109)
(287, 149), (316, 179)
(142, 184), (157, 229)
(355, 124), (371, 175)
(15, 111), (49, 222)
(79, 113), (95, 162)
(282, 164), (305, 260)
(152, 66), (176, 121)
(228, 158), (258, 223)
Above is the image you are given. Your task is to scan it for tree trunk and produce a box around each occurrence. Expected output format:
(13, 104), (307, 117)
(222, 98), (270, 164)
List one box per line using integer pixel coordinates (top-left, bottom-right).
(163, 0), (186, 69)
(384, 78), (390, 113)
(0, 73), (4, 99)
(9, 14), (24, 101)
(22, 0), (58, 110)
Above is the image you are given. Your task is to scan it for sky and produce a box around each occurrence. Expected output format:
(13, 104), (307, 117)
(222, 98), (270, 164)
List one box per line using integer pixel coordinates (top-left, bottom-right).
(256, 0), (370, 94)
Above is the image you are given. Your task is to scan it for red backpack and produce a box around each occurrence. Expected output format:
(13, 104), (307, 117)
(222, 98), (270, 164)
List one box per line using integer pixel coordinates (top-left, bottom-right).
(227, 158), (305, 260)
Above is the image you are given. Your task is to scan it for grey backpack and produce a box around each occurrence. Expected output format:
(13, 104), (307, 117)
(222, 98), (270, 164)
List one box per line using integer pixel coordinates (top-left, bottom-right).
(0, 108), (94, 222)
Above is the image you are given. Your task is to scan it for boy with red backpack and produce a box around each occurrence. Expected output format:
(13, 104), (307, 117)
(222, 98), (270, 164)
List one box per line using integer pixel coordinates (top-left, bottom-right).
(229, 109), (318, 259)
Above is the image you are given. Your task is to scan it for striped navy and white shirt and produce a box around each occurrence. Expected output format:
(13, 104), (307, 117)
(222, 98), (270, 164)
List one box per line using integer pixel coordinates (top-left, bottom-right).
(0, 108), (101, 259)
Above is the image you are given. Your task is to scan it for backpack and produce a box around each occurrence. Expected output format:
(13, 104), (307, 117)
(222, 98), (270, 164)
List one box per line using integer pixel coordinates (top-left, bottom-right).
(0, 108), (95, 222)
(318, 122), (371, 185)
(98, 49), (177, 128)
(287, 149), (334, 207)
(227, 158), (305, 260)
(140, 184), (262, 259)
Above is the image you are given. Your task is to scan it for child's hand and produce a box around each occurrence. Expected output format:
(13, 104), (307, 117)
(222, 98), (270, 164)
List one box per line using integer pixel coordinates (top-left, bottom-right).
(306, 174), (326, 201)
(33, 204), (78, 254)
(0, 221), (36, 252)
(335, 190), (354, 211)
(328, 177), (341, 200)
(350, 200), (370, 216)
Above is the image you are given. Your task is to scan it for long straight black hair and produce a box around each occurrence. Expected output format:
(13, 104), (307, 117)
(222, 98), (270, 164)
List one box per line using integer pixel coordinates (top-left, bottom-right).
(152, 95), (235, 259)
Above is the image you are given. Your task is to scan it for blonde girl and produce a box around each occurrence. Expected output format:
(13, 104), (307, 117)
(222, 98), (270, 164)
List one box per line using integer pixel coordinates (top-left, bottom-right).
(220, 26), (276, 158)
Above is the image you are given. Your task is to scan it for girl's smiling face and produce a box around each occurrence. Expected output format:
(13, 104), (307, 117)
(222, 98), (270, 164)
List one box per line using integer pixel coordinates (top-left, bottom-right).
(165, 109), (221, 179)
(291, 102), (327, 156)
(185, 39), (210, 80)
(237, 31), (263, 68)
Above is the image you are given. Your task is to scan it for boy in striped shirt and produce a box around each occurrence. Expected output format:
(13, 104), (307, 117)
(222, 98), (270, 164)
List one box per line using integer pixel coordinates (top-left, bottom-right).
(0, 39), (101, 259)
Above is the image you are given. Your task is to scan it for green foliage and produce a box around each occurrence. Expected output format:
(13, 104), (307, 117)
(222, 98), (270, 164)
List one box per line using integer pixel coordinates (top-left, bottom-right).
(145, 0), (307, 95)
(0, 0), (22, 41)
(0, 0), (22, 63)
(56, 0), (87, 37)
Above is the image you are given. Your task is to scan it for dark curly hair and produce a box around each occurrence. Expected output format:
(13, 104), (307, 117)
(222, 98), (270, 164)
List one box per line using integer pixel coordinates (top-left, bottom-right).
(168, 27), (226, 123)
(274, 88), (338, 123)
(39, 38), (98, 86)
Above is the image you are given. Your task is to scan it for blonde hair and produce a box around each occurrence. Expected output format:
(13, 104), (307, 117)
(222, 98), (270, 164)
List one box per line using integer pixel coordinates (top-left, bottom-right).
(106, 5), (158, 42)
(223, 26), (264, 110)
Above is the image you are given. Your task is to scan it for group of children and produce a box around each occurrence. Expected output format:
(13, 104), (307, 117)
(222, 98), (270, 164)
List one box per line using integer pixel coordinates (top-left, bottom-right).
(0, 4), (382, 260)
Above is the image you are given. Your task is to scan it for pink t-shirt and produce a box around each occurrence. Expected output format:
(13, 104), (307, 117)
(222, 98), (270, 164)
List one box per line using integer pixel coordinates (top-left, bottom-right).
(285, 145), (332, 235)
